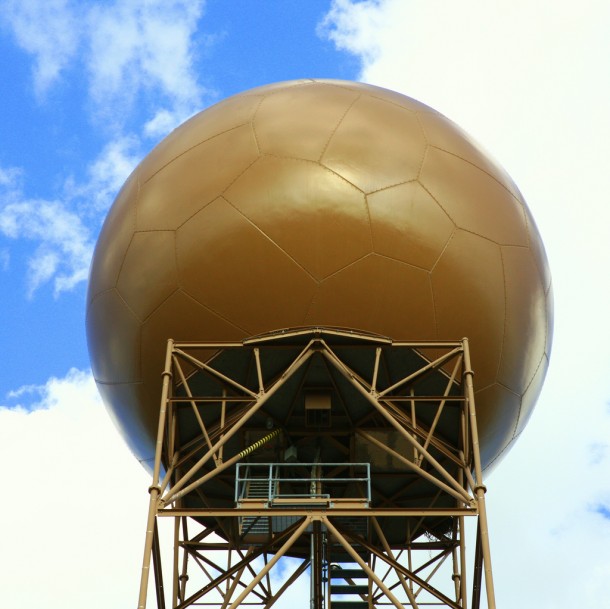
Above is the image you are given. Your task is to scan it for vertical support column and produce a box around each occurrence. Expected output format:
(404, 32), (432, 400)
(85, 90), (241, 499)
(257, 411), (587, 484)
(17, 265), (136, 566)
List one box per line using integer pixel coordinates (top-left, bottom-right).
(458, 515), (468, 609)
(172, 516), (180, 608)
(456, 468), (468, 609)
(138, 339), (174, 609)
(152, 520), (166, 609)
(462, 338), (496, 609)
(311, 521), (324, 609)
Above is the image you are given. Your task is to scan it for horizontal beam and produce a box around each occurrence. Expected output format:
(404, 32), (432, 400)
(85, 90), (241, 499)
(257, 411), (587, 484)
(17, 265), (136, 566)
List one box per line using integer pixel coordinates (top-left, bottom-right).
(159, 507), (477, 518)
(168, 395), (466, 403)
(173, 339), (463, 349)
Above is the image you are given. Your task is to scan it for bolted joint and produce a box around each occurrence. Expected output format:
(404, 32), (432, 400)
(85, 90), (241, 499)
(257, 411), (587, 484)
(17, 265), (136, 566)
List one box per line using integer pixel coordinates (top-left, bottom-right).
(474, 484), (487, 495)
(148, 485), (161, 495)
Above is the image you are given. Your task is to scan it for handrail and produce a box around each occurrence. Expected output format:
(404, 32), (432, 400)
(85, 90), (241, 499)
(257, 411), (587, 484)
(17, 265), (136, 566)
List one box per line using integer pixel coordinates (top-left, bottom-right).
(235, 462), (371, 506)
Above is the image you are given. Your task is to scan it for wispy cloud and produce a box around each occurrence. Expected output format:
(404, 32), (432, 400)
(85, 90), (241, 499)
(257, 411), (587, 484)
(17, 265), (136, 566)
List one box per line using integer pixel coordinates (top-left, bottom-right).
(0, 167), (93, 297)
(1, 0), (81, 96)
(3, 367), (88, 410)
(317, 0), (384, 67)
(86, 0), (209, 135)
(65, 135), (142, 213)
(2, 0), (209, 136)
(0, 133), (144, 295)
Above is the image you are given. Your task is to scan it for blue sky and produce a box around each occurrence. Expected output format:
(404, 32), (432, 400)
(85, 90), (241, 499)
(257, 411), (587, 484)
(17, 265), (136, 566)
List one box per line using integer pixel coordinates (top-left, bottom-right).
(1, 1), (610, 608)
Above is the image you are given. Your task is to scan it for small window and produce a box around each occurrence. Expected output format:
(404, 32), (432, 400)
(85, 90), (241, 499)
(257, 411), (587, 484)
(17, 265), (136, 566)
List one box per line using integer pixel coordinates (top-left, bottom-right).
(305, 391), (332, 428)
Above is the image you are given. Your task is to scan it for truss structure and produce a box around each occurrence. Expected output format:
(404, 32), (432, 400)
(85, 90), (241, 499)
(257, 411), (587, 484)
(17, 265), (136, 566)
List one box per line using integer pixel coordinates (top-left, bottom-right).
(136, 328), (496, 609)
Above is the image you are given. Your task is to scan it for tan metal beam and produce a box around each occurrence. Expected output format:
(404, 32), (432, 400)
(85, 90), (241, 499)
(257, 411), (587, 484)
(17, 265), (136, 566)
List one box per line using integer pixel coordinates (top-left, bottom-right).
(158, 507), (477, 518)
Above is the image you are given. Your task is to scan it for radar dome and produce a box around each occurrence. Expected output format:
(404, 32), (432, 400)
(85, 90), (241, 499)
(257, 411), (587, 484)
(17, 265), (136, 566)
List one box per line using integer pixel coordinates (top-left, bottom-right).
(86, 79), (552, 471)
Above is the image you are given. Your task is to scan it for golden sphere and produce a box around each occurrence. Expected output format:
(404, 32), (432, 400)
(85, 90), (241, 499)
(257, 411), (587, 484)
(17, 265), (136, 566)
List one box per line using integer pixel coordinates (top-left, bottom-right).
(86, 79), (552, 471)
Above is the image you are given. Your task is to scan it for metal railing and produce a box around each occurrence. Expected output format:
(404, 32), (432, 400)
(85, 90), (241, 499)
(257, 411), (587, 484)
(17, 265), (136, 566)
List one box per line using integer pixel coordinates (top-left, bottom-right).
(235, 463), (371, 507)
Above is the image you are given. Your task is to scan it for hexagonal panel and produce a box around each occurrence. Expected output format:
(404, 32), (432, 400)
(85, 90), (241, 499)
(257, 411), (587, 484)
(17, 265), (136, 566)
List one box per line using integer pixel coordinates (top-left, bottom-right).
(431, 230), (504, 389)
(137, 123), (259, 231)
(138, 94), (262, 184)
(321, 95), (426, 193)
(315, 79), (430, 113)
(88, 172), (138, 302)
(254, 82), (359, 161)
(368, 181), (454, 270)
(116, 231), (178, 321)
(420, 147), (528, 246)
(305, 254), (435, 340)
(141, 289), (246, 397)
(497, 246), (547, 393)
(416, 110), (523, 200)
(176, 197), (318, 334)
(225, 156), (371, 280)
(86, 289), (141, 384)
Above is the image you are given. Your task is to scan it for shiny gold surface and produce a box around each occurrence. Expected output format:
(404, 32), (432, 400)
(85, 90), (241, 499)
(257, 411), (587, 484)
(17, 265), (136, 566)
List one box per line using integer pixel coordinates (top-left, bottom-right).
(86, 79), (553, 471)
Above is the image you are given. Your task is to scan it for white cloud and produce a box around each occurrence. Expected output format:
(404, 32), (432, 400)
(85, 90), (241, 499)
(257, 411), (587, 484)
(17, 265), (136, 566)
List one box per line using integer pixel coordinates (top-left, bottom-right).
(85, 0), (208, 134)
(0, 198), (92, 297)
(0, 135), (141, 296)
(0, 166), (22, 188)
(65, 135), (142, 213)
(143, 108), (184, 138)
(2, 0), (208, 136)
(0, 167), (93, 296)
(318, 0), (384, 65)
(486, 371), (610, 607)
(0, 369), (150, 609)
(0, 0), (81, 95)
(0, 368), (311, 609)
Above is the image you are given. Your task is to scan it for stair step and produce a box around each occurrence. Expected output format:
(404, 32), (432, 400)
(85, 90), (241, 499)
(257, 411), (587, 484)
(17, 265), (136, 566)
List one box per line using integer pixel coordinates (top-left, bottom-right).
(240, 515), (269, 535)
(330, 584), (368, 595)
(329, 568), (367, 579)
(244, 478), (274, 500)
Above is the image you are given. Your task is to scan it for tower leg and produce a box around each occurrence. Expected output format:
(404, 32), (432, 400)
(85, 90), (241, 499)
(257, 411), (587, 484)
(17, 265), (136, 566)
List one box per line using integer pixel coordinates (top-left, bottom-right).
(462, 338), (496, 609)
(137, 340), (173, 609)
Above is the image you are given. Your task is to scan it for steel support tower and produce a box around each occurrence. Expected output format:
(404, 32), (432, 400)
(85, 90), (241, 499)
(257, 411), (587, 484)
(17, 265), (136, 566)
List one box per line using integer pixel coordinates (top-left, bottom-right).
(137, 328), (496, 609)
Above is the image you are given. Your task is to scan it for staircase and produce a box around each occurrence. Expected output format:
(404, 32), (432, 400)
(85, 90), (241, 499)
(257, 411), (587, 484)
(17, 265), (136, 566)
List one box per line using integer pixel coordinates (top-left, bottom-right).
(239, 476), (272, 539)
(328, 564), (369, 609)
